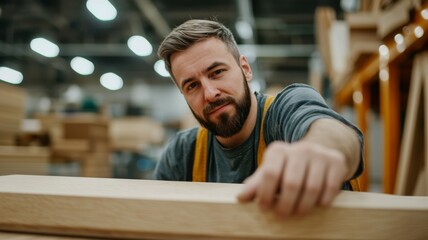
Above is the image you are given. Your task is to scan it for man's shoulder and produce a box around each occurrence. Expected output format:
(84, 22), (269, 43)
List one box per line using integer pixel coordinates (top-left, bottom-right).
(166, 127), (199, 152)
(272, 83), (323, 105)
(276, 83), (315, 97)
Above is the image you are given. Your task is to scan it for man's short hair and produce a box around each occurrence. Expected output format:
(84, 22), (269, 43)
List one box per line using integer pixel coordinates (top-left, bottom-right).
(157, 19), (241, 78)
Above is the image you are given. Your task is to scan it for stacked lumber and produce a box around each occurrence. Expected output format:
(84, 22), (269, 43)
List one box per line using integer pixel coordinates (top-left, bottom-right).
(0, 83), (49, 176)
(0, 82), (26, 145)
(51, 115), (111, 177)
(109, 117), (165, 152)
(0, 146), (49, 175)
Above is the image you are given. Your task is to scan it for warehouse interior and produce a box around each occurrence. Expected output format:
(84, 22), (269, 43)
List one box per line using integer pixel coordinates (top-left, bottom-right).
(1, 0), (428, 197)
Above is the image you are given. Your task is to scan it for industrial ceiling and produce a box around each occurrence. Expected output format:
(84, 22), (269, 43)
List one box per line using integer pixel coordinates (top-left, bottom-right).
(0, 0), (342, 95)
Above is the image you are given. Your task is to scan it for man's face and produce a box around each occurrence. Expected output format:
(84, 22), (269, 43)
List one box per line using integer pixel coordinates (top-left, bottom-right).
(170, 38), (253, 137)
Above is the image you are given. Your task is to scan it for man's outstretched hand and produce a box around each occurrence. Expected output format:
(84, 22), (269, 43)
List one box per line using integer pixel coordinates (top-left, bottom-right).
(237, 141), (348, 219)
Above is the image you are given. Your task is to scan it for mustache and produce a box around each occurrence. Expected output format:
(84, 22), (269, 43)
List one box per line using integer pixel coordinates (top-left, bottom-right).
(203, 97), (235, 115)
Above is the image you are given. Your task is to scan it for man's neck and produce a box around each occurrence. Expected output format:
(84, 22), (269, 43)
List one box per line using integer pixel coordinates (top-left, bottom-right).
(215, 93), (258, 148)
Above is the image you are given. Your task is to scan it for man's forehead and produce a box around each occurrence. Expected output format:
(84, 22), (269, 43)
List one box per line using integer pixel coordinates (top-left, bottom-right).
(170, 39), (233, 76)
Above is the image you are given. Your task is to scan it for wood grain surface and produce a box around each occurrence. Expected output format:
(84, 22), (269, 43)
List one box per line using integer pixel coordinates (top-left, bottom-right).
(0, 175), (427, 239)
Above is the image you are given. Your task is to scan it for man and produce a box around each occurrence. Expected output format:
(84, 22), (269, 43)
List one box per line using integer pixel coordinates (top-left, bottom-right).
(155, 19), (364, 219)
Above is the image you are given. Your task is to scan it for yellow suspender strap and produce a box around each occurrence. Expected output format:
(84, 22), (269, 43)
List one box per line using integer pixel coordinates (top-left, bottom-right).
(350, 178), (361, 191)
(193, 127), (208, 182)
(257, 95), (275, 166)
(192, 95), (275, 182)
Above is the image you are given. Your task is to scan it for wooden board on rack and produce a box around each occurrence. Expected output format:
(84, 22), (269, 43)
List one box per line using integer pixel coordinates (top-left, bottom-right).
(315, 7), (336, 78)
(0, 175), (427, 240)
(424, 51), (428, 195)
(377, 0), (412, 39)
(396, 52), (428, 196)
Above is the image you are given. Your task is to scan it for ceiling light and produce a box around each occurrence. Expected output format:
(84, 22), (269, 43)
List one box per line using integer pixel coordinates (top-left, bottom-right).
(86, 0), (117, 21)
(341, 0), (359, 12)
(100, 72), (123, 90)
(378, 44), (389, 57)
(0, 66), (23, 84)
(379, 68), (389, 81)
(394, 33), (404, 44)
(30, 37), (59, 58)
(154, 60), (170, 77)
(64, 85), (83, 104)
(421, 9), (428, 20)
(70, 57), (94, 75)
(414, 26), (424, 38)
(352, 90), (363, 104)
(235, 20), (253, 40)
(127, 35), (153, 56)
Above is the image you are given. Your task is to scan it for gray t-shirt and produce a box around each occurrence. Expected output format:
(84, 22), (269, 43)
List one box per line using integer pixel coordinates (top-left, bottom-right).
(154, 84), (364, 189)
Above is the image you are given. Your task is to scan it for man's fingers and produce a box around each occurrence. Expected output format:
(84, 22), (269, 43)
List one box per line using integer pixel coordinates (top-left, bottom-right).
(319, 166), (342, 207)
(275, 158), (307, 218)
(257, 145), (286, 210)
(294, 160), (325, 216)
(237, 173), (259, 202)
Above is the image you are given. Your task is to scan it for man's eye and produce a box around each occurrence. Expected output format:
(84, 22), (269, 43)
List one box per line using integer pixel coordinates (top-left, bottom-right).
(210, 69), (225, 78)
(213, 69), (224, 75)
(187, 82), (198, 91)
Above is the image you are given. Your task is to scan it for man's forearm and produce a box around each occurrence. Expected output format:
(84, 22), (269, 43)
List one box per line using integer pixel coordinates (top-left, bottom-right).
(301, 118), (361, 180)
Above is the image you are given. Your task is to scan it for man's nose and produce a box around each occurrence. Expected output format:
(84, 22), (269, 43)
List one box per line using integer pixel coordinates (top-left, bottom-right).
(202, 80), (220, 102)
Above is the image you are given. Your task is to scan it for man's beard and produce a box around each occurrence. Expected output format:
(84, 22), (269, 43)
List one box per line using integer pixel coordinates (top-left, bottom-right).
(190, 72), (252, 138)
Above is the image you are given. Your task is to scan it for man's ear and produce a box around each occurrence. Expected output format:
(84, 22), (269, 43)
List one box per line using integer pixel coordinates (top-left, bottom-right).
(240, 55), (253, 81)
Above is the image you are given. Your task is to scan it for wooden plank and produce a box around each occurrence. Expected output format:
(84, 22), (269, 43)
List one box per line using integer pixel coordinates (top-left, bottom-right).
(345, 12), (378, 29)
(0, 82), (26, 145)
(0, 231), (93, 240)
(414, 168), (427, 196)
(0, 146), (50, 176)
(0, 122), (21, 133)
(395, 54), (425, 195)
(80, 152), (110, 178)
(423, 52), (428, 194)
(109, 117), (165, 151)
(371, 0), (383, 13)
(380, 62), (401, 193)
(354, 84), (370, 191)
(0, 98), (25, 113)
(0, 146), (50, 158)
(0, 165), (48, 176)
(0, 175), (427, 240)
(51, 140), (90, 154)
(377, 0), (412, 39)
(0, 82), (26, 100)
(315, 7), (336, 78)
(0, 112), (24, 123)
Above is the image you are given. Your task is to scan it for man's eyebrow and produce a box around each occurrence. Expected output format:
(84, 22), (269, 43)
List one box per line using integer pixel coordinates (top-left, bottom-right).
(180, 62), (227, 90)
(205, 61), (226, 72)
